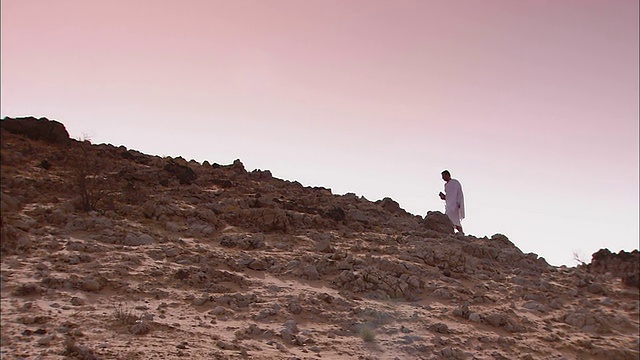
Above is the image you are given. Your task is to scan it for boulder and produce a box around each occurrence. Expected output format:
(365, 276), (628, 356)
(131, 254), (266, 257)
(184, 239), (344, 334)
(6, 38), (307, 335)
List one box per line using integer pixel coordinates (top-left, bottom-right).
(424, 211), (454, 234)
(231, 159), (246, 173)
(589, 249), (640, 288)
(323, 207), (346, 222)
(1, 117), (70, 145)
(376, 197), (407, 215)
(164, 162), (197, 185)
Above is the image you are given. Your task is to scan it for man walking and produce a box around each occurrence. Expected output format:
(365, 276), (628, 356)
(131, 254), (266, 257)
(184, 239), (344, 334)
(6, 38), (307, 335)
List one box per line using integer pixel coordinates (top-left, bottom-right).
(438, 170), (465, 234)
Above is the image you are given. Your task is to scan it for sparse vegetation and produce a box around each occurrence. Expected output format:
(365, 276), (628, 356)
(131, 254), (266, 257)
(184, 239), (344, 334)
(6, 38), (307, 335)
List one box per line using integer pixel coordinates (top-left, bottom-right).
(357, 325), (376, 343)
(1, 118), (638, 359)
(112, 304), (140, 326)
(112, 304), (151, 335)
(573, 251), (587, 266)
(72, 142), (109, 212)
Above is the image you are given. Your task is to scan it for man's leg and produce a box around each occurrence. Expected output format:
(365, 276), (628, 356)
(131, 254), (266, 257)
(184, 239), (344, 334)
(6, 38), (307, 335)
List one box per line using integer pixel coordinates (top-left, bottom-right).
(454, 225), (464, 235)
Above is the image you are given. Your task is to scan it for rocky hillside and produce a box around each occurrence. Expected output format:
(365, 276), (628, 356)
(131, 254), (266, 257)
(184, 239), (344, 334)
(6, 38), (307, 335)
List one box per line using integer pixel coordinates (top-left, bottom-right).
(1, 117), (638, 360)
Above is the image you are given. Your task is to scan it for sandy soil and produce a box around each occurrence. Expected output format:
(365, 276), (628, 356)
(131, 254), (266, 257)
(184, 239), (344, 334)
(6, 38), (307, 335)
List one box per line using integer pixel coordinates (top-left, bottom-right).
(1, 125), (638, 359)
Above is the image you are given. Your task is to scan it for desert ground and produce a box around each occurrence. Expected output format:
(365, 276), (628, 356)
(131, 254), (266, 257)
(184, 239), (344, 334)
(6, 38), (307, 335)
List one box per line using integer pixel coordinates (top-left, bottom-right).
(1, 117), (638, 359)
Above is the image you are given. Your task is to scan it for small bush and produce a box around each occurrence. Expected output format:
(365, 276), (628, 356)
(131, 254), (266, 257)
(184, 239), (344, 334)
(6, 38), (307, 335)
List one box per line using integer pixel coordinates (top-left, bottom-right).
(113, 304), (139, 326)
(71, 143), (109, 212)
(358, 325), (376, 342)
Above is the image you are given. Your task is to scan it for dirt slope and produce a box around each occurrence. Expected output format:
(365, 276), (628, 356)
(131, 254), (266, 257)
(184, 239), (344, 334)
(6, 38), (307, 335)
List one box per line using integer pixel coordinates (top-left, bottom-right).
(1, 118), (638, 360)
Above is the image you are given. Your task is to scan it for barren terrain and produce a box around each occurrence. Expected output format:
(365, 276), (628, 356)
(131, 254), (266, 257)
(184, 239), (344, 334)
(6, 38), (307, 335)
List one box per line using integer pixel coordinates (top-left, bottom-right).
(1, 117), (638, 359)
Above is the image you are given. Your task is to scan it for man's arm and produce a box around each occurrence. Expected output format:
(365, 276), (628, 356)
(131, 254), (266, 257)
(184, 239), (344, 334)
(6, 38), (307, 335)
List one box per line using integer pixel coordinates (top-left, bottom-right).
(439, 192), (445, 200)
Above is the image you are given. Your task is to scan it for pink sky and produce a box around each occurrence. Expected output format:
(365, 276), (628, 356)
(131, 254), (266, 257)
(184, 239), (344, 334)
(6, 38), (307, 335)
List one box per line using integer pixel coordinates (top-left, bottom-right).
(2, 0), (638, 266)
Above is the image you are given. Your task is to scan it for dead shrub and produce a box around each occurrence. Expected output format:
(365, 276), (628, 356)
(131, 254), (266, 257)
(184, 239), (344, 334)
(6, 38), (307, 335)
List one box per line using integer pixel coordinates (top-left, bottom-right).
(112, 304), (139, 326)
(70, 143), (109, 212)
(63, 337), (99, 360)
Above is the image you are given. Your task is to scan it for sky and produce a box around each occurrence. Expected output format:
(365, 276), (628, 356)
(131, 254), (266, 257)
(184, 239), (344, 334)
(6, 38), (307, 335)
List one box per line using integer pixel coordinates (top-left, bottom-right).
(1, 0), (638, 266)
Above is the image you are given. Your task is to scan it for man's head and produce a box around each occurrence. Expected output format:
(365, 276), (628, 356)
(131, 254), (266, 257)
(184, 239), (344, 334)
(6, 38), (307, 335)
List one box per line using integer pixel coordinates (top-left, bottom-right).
(441, 170), (451, 182)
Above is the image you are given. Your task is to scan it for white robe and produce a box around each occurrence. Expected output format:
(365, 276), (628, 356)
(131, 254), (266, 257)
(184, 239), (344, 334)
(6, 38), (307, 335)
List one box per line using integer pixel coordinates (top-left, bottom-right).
(444, 179), (465, 226)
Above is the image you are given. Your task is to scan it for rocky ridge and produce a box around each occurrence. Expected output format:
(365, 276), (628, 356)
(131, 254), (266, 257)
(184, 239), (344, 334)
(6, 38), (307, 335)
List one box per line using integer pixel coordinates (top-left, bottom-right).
(1, 117), (638, 360)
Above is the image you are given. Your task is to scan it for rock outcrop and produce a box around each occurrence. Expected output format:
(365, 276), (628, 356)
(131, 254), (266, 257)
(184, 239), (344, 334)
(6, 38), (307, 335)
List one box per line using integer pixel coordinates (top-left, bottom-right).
(589, 249), (640, 288)
(1, 116), (70, 145)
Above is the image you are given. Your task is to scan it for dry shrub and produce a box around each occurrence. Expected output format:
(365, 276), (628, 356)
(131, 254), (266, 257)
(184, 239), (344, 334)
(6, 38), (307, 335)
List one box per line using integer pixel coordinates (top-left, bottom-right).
(71, 143), (109, 212)
(357, 325), (376, 342)
(112, 304), (139, 326)
(63, 337), (99, 360)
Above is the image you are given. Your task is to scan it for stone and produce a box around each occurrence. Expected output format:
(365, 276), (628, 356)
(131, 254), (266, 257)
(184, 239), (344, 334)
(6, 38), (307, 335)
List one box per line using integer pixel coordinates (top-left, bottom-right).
(469, 313), (481, 322)
(164, 161), (197, 185)
(589, 249), (640, 288)
(302, 265), (320, 280)
(430, 323), (449, 334)
(70, 297), (86, 306)
(0, 192), (22, 213)
(315, 237), (333, 253)
(424, 211), (454, 234)
(165, 222), (181, 232)
(80, 278), (102, 292)
(210, 306), (226, 315)
(324, 207), (346, 222)
(124, 233), (154, 246)
(1, 117), (70, 145)
(376, 197), (407, 215)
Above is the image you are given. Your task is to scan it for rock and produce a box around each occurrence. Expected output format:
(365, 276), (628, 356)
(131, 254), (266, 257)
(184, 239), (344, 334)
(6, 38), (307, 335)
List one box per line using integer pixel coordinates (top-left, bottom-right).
(483, 312), (525, 332)
(302, 265), (320, 280)
(522, 301), (547, 312)
(231, 159), (246, 173)
(348, 209), (369, 224)
(37, 334), (55, 346)
(453, 303), (470, 319)
(164, 161), (197, 185)
(220, 234), (265, 250)
(424, 211), (454, 234)
(142, 200), (158, 219)
(235, 208), (289, 232)
(490, 233), (515, 247)
(39, 159), (52, 170)
(212, 179), (234, 188)
(376, 197), (407, 215)
(587, 282), (606, 295)
(430, 323), (449, 334)
(210, 306), (226, 315)
(324, 207), (346, 222)
(192, 297), (208, 306)
(124, 233), (154, 246)
(1, 117), (70, 145)
(217, 340), (240, 350)
(247, 258), (268, 271)
(287, 301), (303, 315)
(80, 278), (102, 292)
(469, 313), (481, 322)
(589, 249), (640, 288)
(1, 192), (22, 213)
(165, 221), (181, 232)
(70, 297), (86, 306)
(314, 236), (333, 253)
(432, 288), (454, 300)
(283, 319), (298, 332)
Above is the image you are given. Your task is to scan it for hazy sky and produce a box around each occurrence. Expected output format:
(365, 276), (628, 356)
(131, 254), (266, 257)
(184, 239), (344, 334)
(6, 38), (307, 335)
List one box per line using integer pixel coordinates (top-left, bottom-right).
(2, 0), (638, 266)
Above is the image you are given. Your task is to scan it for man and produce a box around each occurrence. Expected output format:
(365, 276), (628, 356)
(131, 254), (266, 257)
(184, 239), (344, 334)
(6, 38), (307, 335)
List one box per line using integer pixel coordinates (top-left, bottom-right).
(438, 170), (465, 234)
